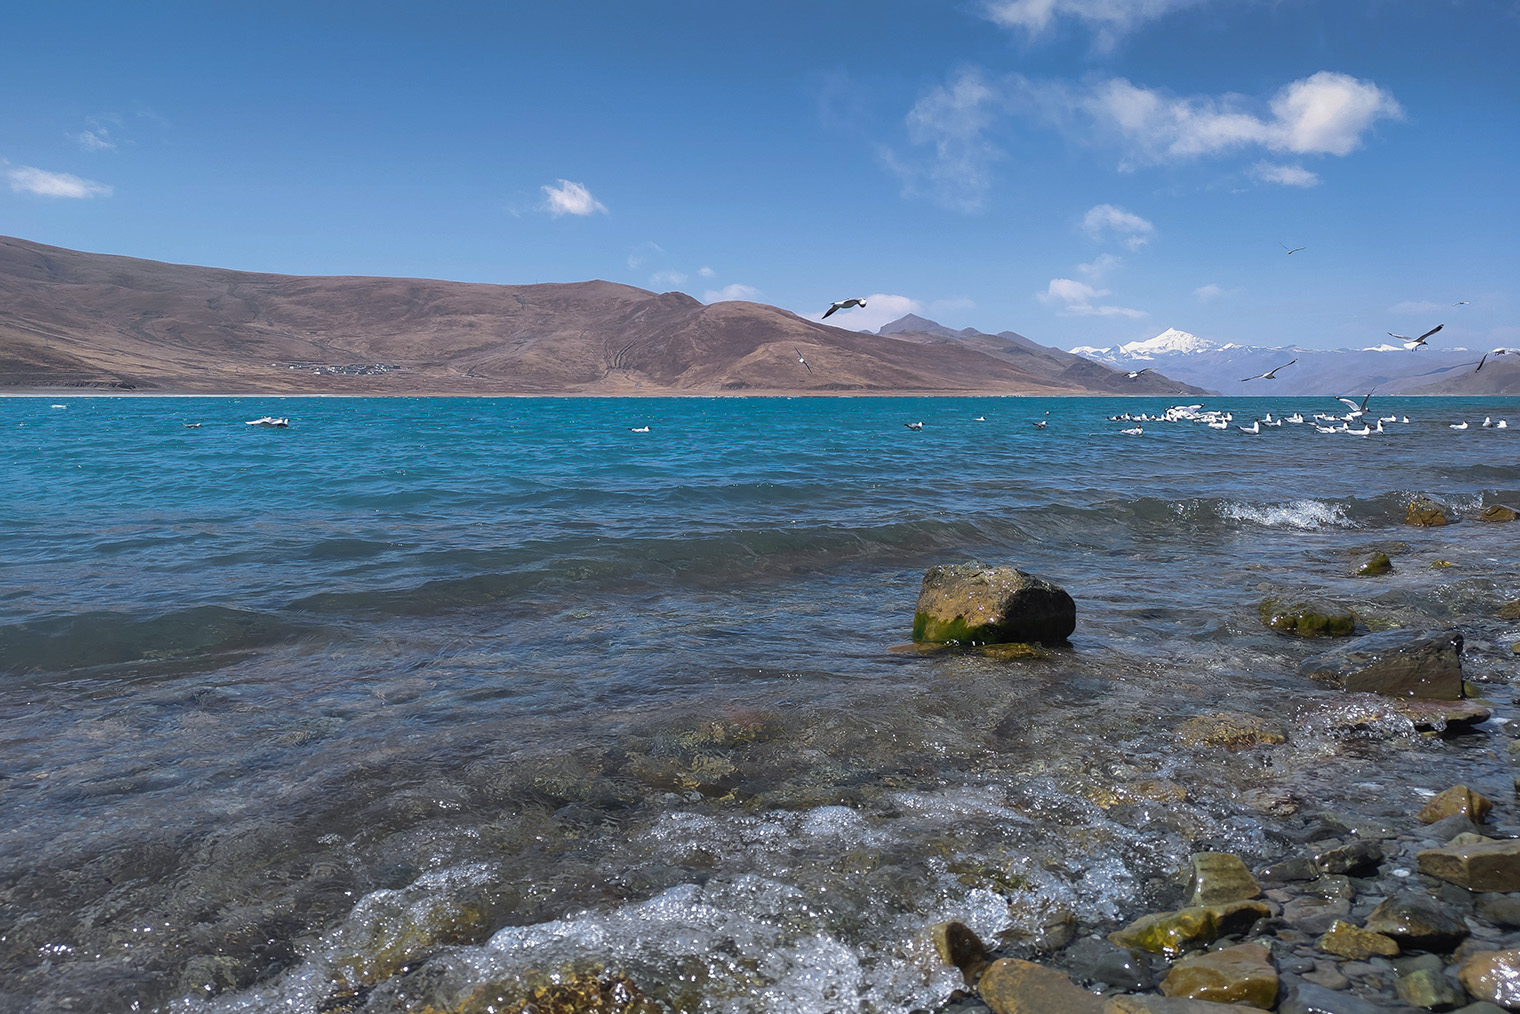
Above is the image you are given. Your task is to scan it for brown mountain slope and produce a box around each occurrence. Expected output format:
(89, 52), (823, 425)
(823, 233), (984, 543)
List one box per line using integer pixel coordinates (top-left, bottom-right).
(0, 236), (1176, 395)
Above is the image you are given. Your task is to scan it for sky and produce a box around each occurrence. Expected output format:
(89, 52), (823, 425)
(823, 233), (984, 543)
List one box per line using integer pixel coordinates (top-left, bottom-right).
(2, 0), (1516, 352)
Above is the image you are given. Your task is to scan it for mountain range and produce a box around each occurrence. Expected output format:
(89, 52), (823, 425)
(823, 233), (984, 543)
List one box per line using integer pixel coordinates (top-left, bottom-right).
(0, 236), (1206, 398)
(1070, 328), (1518, 396)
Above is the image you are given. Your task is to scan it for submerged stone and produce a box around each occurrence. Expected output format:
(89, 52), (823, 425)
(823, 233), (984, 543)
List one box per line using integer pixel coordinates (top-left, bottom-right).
(932, 920), (991, 986)
(1364, 893), (1470, 951)
(1300, 628), (1465, 700)
(1159, 942), (1278, 1009)
(1317, 919), (1400, 960)
(1459, 949), (1520, 1009)
(1259, 596), (1356, 637)
(1419, 785), (1494, 825)
(1107, 901), (1271, 957)
(1103, 999), (1251, 1013)
(1479, 504), (1519, 522)
(913, 561), (1076, 645)
(1186, 852), (1262, 907)
(978, 957), (1104, 1014)
(1396, 966), (1464, 1010)
(1174, 712), (1286, 751)
(1419, 839), (1520, 892)
(1356, 551), (1394, 576)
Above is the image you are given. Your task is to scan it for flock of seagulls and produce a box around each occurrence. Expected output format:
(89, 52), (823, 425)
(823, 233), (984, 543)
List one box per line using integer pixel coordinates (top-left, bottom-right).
(1105, 399), (1508, 437)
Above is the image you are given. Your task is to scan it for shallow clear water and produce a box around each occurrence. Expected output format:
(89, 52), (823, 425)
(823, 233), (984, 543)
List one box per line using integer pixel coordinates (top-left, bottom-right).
(3, 394), (1519, 1013)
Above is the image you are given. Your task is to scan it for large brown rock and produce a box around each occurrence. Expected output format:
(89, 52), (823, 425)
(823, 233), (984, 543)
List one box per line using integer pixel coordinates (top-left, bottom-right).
(1419, 838), (1520, 892)
(1418, 785), (1494, 824)
(1186, 852), (1261, 906)
(1159, 942), (1277, 1009)
(1406, 497), (1455, 525)
(1459, 948), (1520, 1008)
(1363, 893), (1470, 951)
(978, 958), (1104, 1014)
(1300, 628), (1465, 699)
(1108, 901), (1271, 957)
(1479, 504), (1519, 522)
(913, 562), (1076, 645)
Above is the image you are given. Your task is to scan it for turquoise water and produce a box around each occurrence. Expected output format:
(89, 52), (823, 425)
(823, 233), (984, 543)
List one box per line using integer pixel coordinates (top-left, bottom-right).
(3, 394), (1519, 1013)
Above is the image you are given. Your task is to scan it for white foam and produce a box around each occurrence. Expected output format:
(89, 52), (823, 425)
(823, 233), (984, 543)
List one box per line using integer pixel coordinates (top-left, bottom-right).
(1220, 499), (1353, 530)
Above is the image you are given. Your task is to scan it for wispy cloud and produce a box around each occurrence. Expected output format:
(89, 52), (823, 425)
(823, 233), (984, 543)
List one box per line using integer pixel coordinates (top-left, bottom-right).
(1194, 283), (1225, 300)
(1252, 161), (1319, 187)
(1082, 204), (1154, 248)
(541, 179), (607, 217)
(697, 267), (715, 278)
(71, 128), (116, 152)
(6, 165), (113, 198)
(1039, 277), (1145, 317)
(881, 67), (1007, 212)
(1078, 253), (1123, 280)
(649, 269), (687, 287)
(889, 68), (1400, 207)
(1390, 300), (1445, 315)
(703, 283), (760, 303)
(982, 0), (1207, 47)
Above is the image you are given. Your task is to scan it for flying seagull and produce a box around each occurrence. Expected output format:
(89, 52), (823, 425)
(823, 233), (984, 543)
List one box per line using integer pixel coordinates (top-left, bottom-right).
(1281, 243), (1306, 255)
(822, 298), (866, 318)
(1336, 388), (1376, 419)
(1126, 367), (1153, 379)
(794, 347), (812, 373)
(1453, 300), (1470, 306)
(1241, 360), (1296, 381)
(1388, 324), (1443, 349)
(1476, 349), (1513, 372)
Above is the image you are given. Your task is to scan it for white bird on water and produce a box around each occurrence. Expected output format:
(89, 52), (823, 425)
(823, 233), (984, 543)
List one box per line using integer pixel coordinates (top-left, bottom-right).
(905, 421), (923, 431)
(822, 298), (866, 319)
(245, 416), (289, 427)
(1120, 425), (1143, 435)
(1241, 360), (1296, 381)
(1238, 420), (1261, 434)
(1450, 422), (1469, 430)
(1389, 324), (1443, 349)
(629, 425), (651, 433)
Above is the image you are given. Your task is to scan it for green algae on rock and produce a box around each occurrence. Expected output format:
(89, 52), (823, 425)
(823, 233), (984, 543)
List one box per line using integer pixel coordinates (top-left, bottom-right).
(1316, 919), (1400, 960)
(1107, 901), (1271, 957)
(913, 561), (1076, 645)
(1356, 551), (1394, 576)
(1185, 852), (1261, 907)
(1258, 596), (1356, 637)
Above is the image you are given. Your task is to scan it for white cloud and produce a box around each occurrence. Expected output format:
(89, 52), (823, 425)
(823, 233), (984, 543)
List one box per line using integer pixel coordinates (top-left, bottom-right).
(1251, 161), (1320, 187)
(883, 67), (1006, 212)
(983, 0), (1205, 44)
(71, 128), (116, 152)
(1078, 253), (1122, 280)
(804, 293), (924, 332)
(1039, 276), (1145, 317)
(541, 179), (607, 217)
(1194, 283), (1224, 300)
(703, 283), (760, 303)
(650, 269), (687, 287)
(1083, 71), (1401, 166)
(698, 266), (715, 278)
(1082, 204), (1154, 248)
(7, 165), (113, 198)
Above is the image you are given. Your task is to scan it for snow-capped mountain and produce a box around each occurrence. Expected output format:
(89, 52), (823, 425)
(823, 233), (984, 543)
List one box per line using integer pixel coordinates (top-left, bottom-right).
(1070, 328), (1506, 396)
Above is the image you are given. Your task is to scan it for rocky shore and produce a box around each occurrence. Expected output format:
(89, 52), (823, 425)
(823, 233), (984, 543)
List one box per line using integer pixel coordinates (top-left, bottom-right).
(908, 515), (1520, 1014)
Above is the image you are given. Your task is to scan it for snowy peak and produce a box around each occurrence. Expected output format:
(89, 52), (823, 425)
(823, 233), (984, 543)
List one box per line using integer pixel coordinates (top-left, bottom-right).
(1119, 328), (1218, 357)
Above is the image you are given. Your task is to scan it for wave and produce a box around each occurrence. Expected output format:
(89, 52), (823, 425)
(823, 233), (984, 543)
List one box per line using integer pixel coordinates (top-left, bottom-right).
(1218, 498), (1356, 530)
(0, 605), (318, 678)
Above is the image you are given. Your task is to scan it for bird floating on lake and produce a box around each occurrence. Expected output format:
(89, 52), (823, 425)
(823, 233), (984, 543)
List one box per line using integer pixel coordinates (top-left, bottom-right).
(1032, 420), (1047, 429)
(794, 348), (812, 373)
(1120, 425), (1143, 435)
(904, 421), (923, 431)
(245, 416), (289, 427)
(975, 415), (987, 422)
(1389, 324), (1443, 349)
(1281, 243), (1306, 254)
(1238, 420), (1261, 434)
(183, 422), (201, 429)
(1450, 422), (1469, 430)
(822, 298), (866, 319)
(1241, 360), (1296, 382)
(629, 425), (650, 433)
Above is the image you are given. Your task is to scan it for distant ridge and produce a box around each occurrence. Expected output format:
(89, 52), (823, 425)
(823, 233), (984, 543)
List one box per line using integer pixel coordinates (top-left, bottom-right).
(1072, 326), (1517, 396)
(0, 235), (1199, 397)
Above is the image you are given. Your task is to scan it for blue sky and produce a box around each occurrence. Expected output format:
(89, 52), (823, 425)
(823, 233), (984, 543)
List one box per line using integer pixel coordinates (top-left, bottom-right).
(2, 1), (1516, 352)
